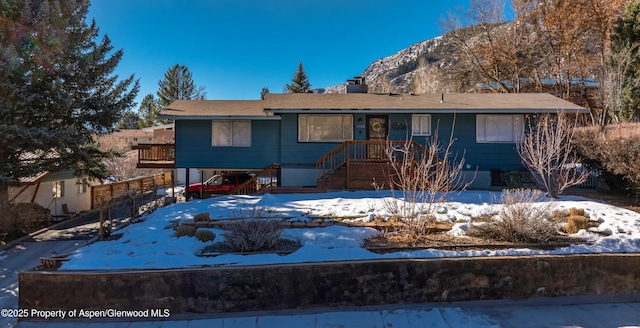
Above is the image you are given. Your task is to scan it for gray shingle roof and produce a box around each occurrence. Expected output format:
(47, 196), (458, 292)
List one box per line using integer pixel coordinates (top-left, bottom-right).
(158, 100), (267, 119)
(158, 93), (588, 119)
(264, 93), (588, 113)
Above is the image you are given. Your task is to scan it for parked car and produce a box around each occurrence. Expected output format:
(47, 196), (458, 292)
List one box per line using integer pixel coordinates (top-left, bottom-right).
(187, 173), (254, 199)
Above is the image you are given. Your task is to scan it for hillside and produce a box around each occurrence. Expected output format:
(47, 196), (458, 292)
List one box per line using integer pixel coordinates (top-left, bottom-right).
(319, 35), (454, 93)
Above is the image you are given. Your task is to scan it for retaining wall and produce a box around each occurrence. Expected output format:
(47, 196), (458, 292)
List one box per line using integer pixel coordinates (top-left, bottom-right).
(19, 254), (640, 315)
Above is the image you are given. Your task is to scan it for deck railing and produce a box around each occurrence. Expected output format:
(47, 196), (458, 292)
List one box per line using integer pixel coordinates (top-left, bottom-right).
(133, 144), (175, 168)
(315, 140), (436, 188)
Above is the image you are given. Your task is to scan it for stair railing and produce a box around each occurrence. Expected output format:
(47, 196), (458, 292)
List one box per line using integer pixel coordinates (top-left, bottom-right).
(229, 164), (280, 195)
(315, 140), (440, 188)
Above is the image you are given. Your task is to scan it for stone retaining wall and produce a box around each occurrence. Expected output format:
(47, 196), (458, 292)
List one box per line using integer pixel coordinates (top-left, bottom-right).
(19, 254), (640, 315)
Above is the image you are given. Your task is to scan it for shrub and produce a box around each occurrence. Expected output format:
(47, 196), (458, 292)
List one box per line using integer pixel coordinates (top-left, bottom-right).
(517, 112), (588, 198)
(221, 218), (283, 252)
(569, 207), (585, 217)
(377, 123), (471, 242)
(193, 212), (210, 222)
(573, 123), (640, 194)
(468, 189), (557, 243)
(174, 225), (196, 237)
(194, 229), (216, 242)
(565, 216), (588, 234)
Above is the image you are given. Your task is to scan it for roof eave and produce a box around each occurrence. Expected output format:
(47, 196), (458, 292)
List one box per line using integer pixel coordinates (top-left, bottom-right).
(157, 114), (281, 120)
(263, 108), (589, 114)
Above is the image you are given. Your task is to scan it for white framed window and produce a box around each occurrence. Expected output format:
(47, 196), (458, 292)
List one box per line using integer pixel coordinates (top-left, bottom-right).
(53, 181), (65, 198)
(298, 114), (353, 142)
(476, 115), (524, 143)
(412, 114), (431, 136)
(212, 120), (251, 147)
(77, 181), (88, 194)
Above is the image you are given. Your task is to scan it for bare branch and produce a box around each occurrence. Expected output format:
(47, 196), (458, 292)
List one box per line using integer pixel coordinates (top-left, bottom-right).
(517, 112), (589, 198)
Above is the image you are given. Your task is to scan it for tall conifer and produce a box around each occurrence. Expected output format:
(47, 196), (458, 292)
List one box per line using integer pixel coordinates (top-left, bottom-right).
(0, 0), (140, 204)
(286, 62), (311, 93)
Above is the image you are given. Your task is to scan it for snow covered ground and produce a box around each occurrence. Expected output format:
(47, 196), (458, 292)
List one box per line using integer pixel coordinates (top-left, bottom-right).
(60, 190), (640, 270)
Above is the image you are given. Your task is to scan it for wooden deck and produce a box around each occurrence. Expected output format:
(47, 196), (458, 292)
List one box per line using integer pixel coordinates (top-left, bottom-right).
(134, 143), (175, 168)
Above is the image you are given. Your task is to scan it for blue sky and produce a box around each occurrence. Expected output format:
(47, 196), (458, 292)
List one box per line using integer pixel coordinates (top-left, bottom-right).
(87, 0), (473, 106)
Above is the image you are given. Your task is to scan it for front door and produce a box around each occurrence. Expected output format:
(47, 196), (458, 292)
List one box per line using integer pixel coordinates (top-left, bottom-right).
(367, 116), (388, 159)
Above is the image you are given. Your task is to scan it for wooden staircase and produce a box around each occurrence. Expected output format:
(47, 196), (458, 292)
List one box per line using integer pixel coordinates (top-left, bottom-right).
(316, 140), (436, 190)
(322, 162), (393, 190)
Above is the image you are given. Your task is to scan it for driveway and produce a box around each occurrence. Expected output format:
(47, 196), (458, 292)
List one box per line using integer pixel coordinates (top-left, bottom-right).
(0, 194), (162, 328)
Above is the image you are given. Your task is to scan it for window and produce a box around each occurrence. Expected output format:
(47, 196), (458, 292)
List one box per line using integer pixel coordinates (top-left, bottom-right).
(212, 120), (251, 147)
(476, 115), (524, 143)
(76, 181), (88, 194)
(53, 181), (65, 198)
(412, 114), (431, 136)
(298, 114), (353, 142)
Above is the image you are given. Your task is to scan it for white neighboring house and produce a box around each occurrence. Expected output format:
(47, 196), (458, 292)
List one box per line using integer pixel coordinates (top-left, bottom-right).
(11, 170), (101, 217)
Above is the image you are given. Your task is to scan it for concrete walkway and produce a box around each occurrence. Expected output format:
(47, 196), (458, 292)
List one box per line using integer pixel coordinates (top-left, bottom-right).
(14, 295), (640, 328)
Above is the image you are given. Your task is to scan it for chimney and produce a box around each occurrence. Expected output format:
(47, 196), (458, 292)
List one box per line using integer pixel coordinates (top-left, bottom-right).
(346, 76), (368, 93)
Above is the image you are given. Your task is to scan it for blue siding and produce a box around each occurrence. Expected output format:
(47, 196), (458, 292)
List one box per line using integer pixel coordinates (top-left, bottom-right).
(173, 112), (526, 174)
(428, 114), (525, 172)
(387, 113), (524, 172)
(279, 113), (347, 168)
(175, 120), (280, 169)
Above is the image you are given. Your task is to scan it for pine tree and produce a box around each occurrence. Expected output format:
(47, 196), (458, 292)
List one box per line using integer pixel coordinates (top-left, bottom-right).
(0, 0), (139, 205)
(137, 94), (163, 128)
(260, 87), (270, 100)
(286, 62), (311, 93)
(117, 111), (141, 129)
(156, 64), (206, 109)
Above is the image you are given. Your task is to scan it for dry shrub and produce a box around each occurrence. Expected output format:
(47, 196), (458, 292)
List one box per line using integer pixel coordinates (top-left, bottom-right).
(574, 123), (640, 194)
(468, 189), (557, 243)
(221, 219), (283, 252)
(377, 121), (471, 242)
(0, 203), (51, 239)
(193, 212), (210, 222)
(550, 209), (569, 222)
(565, 216), (588, 234)
(220, 206), (283, 252)
(175, 225), (196, 237)
(517, 112), (588, 198)
(194, 229), (215, 242)
(569, 207), (585, 217)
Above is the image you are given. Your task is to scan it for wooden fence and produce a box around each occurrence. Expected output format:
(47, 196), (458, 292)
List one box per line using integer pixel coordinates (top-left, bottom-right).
(90, 172), (172, 208)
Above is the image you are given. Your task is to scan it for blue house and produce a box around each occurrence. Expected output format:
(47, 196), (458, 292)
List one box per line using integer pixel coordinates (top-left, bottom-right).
(141, 88), (587, 194)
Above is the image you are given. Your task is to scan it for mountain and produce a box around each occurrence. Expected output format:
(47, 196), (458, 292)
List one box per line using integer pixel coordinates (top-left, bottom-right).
(318, 35), (453, 93)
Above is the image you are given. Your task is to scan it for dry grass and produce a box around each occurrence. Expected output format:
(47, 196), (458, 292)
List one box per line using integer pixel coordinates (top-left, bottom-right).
(193, 212), (211, 222)
(194, 229), (216, 242)
(565, 216), (588, 234)
(467, 189), (558, 243)
(175, 225), (196, 237)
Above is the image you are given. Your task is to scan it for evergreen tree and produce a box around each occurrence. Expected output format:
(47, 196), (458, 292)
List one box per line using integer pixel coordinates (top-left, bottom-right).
(286, 62), (311, 93)
(0, 0), (139, 205)
(612, 0), (640, 122)
(156, 64), (206, 109)
(137, 94), (165, 128)
(117, 111), (141, 129)
(260, 86), (270, 100)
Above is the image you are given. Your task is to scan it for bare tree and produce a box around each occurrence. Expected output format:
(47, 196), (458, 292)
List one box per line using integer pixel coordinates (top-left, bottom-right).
(97, 135), (158, 181)
(377, 122), (471, 241)
(367, 72), (402, 94)
(409, 58), (443, 94)
(517, 112), (589, 198)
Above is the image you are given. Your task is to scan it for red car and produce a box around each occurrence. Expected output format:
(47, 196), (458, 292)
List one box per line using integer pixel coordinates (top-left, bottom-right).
(187, 173), (254, 199)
